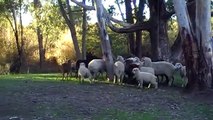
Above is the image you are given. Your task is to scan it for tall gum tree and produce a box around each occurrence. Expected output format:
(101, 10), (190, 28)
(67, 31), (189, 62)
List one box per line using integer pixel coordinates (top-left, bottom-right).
(94, 0), (114, 81)
(34, 0), (45, 68)
(58, 0), (82, 60)
(0, 0), (25, 73)
(69, 0), (115, 80)
(173, 0), (212, 91)
(107, 0), (173, 61)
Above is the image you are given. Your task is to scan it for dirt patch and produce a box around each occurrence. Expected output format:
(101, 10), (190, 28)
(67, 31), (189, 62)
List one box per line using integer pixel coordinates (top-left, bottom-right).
(0, 80), (213, 119)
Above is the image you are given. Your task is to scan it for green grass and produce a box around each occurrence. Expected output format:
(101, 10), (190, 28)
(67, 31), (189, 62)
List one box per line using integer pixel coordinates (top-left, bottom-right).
(183, 103), (213, 120)
(0, 73), (212, 120)
(93, 108), (172, 120)
(173, 73), (186, 87)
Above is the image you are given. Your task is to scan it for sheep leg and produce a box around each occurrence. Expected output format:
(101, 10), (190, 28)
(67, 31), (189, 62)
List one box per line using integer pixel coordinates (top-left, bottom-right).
(182, 77), (188, 87)
(152, 82), (158, 89)
(147, 83), (151, 88)
(139, 80), (143, 89)
(168, 76), (174, 86)
(62, 73), (65, 81)
(113, 75), (117, 84)
(119, 74), (124, 85)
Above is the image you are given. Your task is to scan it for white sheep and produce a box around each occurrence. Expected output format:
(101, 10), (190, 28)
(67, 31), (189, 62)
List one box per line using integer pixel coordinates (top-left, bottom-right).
(114, 61), (125, 84)
(132, 68), (158, 89)
(116, 55), (125, 63)
(78, 62), (92, 83)
(139, 66), (155, 75)
(88, 59), (106, 80)
(141, 57), (176, 86)
(175, 63), (188, 87)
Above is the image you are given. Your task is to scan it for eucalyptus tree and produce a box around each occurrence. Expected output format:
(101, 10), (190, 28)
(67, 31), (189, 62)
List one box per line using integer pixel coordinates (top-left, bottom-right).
(0, 0), (26, 73)
(81, 0), (87, 60)
(108, 0), (174, 61)
(173, 0), (212, 91)
(33, 0), (44, 68)
(62, 0), (117, 80)
(32, 2), (66, 59)
(58, 0), (82, 59)
(125, 0), (135, 55)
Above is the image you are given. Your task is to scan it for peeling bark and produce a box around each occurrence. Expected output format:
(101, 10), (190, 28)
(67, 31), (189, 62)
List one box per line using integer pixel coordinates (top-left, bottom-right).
(94, 0), (114, 81)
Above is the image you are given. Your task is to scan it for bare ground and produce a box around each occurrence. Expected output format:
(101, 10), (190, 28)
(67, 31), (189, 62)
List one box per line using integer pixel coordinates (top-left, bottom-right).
(0, 80), (213, 120)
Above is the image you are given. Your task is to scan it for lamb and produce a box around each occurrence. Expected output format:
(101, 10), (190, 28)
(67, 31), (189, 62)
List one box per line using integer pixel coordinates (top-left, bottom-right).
(175, 63), (188, 87)
(132, 68), (158, 89)
(114, 60), (125, 84)
(61, 60), (72, 80)
(78, 62), (92, 83)
(141, 57), (176, 86)
(88, 59), (106, 80)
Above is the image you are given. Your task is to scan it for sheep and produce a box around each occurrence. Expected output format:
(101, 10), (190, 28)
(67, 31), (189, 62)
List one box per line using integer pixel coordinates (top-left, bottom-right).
(114, 60), (125, 84)
(78, 62), (92, 83)
(88, 59), (106, 80)
(116, 55), (125, 63)
(132, 68), (158, 89)
(174, 63), (188, 87)
(74, 59), (90, 77)
(139, 66), (155, 75)
(141, 57), (176, 86)
(61, 60), (72, 80)
(123, 58), (140, 85)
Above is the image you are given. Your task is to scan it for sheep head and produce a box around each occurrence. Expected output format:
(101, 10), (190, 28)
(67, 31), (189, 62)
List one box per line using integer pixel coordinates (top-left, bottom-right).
(132, 68), (140, 74)
(174, 63), (183, 69)
(117, 55), (125, 63)
(79, 62), (86, 67)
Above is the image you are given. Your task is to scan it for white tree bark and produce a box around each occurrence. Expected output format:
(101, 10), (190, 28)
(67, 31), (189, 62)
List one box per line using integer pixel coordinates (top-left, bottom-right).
(94, 0), (114, 81)
(196, 0), (212, 87)
(173, 0), (191, 34)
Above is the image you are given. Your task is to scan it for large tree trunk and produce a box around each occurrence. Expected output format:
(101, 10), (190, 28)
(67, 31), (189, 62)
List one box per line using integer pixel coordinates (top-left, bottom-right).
(19, 0), (25, 70)
(170, 32), (182, 63)
(134, 0), (145, 58)
(58, 0), (82, 59)
(173, 0), (198, 92)
(81, 0), (87, 60)
(125, 0), (135, 55)
(9, 8), (22, 73)
(195, 0), (212, 88)
(149, 0), (160, 61)
(171, 0), (195, 63)
(94, 0), (114, 81)
(135, 31), (142, 58)
(148, 0), (171, 61)
(34, 0), (45, 68)
(173, 0), (212, 92)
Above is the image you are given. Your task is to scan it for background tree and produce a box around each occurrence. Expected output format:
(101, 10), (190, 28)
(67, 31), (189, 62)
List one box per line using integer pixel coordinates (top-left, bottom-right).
(0, 0), (26, 73)
(58, 0), (82, 59)
(33, 0), (44, 68)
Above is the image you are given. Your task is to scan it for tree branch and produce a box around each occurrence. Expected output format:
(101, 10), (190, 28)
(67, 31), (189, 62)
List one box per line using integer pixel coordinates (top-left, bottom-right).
(107, 21), (151, 33)
(162, 11), (175, 20)
(70, 0), (95, 10)
(103, 8), (131, 27)
(58, 0), (72, 29)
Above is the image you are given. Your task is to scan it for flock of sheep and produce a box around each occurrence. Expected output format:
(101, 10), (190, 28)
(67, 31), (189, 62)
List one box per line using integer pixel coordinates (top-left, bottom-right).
(61, 56), (188, 89)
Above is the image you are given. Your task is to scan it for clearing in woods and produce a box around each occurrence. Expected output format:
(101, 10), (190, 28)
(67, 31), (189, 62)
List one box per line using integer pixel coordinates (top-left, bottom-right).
(0, 74), (213, 120)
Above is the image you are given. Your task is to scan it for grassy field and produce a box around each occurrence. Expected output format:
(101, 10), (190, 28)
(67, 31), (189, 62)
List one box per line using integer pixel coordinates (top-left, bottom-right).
(0, 73), (213, 120)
